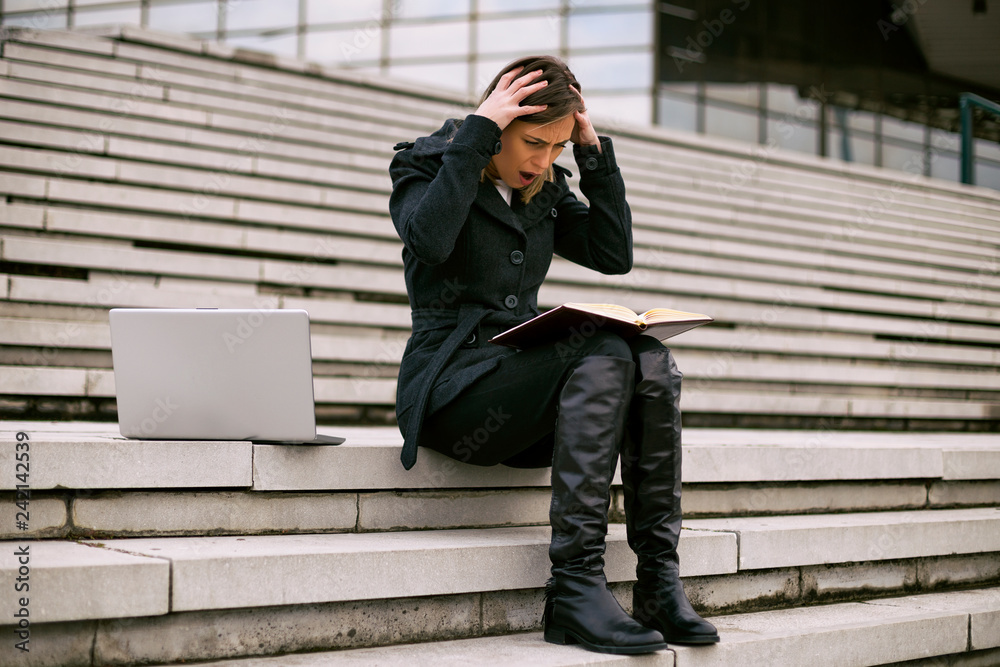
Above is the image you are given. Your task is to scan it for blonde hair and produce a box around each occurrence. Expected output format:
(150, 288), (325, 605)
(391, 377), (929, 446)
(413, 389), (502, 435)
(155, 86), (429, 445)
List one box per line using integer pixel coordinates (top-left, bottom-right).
(479, 55), (584, 204)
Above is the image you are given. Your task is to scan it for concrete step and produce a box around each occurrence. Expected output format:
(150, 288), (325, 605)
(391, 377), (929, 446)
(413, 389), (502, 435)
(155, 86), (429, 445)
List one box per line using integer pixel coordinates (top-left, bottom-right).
(2, 423), (999, 540)
(75, 509), (1000, 610)
(1, 508), (997, 622)
(0, 316), (411, 366)
(685, 509), (1000, 570)
(0, 75), (390, 168)
(8, 178), (996, 313)
(629, 226), (1000, 305)
(0, 525), (732, 622)
(0, 233), (407, 293)
(0, 526), (996, 666)
(3, 125), (995, 288)
(631, 205), (998, 278)
(0, 55), (422, 144)
(616, 145), (1000, 241)
(0, 494), (1000, 622)
(161, 587), (1000, 667)
(2, 273), (412, 328)
(612, 127), (1000, 222)
(0, 39), (442, 132)
(3, 423), (998, 492)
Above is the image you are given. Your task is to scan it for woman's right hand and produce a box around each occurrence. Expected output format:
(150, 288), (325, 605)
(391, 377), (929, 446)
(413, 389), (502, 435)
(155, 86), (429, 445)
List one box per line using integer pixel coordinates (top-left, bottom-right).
(474, 67), (548, 130)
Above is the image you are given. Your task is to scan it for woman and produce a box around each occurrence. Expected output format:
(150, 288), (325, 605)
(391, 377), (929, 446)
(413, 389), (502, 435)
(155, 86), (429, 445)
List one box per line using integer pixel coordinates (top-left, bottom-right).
(388, 55), (718, 655)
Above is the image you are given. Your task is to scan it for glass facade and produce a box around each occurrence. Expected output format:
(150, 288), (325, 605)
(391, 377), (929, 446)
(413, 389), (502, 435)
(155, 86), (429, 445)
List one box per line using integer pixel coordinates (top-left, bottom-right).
(0, 0), (657, 126)
(655, 0), (1000, 190)
(2, 0), (997, 189)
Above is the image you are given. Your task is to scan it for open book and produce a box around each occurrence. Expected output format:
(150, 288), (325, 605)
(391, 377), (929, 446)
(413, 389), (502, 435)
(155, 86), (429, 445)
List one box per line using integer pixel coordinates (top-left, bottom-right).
(489, 303), (713, 349)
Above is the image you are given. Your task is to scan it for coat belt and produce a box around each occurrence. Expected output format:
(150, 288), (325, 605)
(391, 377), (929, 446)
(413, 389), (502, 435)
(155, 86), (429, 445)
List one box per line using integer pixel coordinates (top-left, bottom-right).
(410, 307), (461, 333)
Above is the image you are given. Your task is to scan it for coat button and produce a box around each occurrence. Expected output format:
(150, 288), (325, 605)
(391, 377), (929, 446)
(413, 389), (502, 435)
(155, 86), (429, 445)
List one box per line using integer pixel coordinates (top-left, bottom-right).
(584, 156), (599, 171)
(509, 250), (524, 265)
(549, 208), (558, 218)
(494, 141), (503, 155)
(504, 295), (518, 309)
(464, 332), (477, 345)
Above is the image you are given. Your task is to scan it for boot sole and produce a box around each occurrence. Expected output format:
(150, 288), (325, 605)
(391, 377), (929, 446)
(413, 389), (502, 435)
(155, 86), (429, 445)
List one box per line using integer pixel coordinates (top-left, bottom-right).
(659, 632), (720, 645)
(544, 625), (668, 654)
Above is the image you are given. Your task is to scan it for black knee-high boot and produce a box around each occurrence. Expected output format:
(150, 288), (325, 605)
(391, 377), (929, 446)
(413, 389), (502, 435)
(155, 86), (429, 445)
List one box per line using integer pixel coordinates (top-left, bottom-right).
(622, 345), (719, 644)
(543, 355), (667, 655)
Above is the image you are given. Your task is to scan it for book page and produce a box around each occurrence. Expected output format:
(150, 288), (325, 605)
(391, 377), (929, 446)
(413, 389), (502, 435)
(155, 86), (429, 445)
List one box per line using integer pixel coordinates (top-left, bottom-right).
(641, 308), (713, 325)
(489, 303), (713, 349)
(564, 303), (641, 324)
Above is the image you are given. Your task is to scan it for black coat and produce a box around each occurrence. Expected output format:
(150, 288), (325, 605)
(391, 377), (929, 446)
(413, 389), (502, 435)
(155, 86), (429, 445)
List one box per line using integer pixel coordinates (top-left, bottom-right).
(388, 113), (633, 469)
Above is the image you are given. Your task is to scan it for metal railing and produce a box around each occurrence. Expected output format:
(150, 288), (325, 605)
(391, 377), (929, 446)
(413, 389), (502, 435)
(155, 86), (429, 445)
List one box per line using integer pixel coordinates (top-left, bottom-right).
(960, 92), (1000, 186)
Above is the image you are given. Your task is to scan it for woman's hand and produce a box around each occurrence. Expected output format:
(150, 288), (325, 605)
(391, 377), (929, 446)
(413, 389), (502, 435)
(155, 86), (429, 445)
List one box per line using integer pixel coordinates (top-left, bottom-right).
(570, 86), (601, 153)
(474, 67), (548, 130)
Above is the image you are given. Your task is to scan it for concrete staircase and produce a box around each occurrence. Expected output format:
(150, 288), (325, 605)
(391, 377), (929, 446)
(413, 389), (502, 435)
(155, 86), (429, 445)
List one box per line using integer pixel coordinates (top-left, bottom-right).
(0, 25), (998, 666)
(1, 421), (999, 665)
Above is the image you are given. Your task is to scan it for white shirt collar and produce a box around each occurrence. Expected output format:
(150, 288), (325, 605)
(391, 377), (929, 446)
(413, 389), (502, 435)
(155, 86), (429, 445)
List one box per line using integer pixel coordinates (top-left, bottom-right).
(493, 179), (513, 206)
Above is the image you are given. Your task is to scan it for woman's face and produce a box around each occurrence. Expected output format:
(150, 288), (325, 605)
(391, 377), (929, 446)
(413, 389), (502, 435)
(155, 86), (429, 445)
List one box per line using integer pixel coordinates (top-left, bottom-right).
(492, 115), (576, 189)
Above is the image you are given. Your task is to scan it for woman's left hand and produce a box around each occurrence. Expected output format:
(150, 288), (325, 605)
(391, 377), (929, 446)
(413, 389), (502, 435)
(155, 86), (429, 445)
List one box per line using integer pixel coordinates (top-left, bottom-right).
(570, 87), (601, 153)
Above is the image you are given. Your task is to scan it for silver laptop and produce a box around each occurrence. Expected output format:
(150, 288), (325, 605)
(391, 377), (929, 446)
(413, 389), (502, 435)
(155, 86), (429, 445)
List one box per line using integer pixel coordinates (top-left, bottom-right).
(109, 308), (344, 445)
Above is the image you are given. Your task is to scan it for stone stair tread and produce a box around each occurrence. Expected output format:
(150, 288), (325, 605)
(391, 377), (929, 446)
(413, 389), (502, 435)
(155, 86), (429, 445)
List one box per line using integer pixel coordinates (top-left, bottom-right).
(685, 507), (1000, 569)
(153, 586), (1000, 666)
(71, 525), (735, 614)
(4, 508), (995, 622)
(158, 631), (675, 666)
(2, 422), (999, 491)
(0, 540), (169, 623)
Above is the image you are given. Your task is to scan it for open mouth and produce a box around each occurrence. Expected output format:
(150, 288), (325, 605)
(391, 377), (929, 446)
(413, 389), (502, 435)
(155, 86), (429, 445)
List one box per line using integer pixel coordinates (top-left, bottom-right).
(519, 171), (538, 186)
